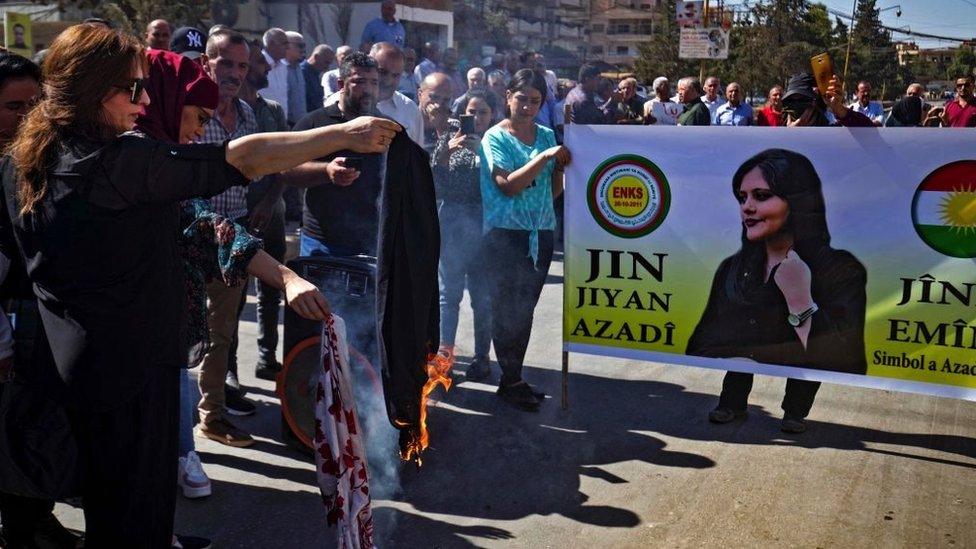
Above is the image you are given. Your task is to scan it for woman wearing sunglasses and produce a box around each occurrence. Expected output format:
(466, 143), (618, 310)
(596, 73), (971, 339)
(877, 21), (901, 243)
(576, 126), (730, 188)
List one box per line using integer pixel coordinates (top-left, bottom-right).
(2, 24), (398, 547)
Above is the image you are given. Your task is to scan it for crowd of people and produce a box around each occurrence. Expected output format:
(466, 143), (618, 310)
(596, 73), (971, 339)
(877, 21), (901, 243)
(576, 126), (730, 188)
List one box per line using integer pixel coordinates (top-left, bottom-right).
(0, 1), (973, 546)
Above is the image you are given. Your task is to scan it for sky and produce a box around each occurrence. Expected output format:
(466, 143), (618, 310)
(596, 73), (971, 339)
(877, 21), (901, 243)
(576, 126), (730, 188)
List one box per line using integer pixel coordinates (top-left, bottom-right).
(814, 0), (976, 48)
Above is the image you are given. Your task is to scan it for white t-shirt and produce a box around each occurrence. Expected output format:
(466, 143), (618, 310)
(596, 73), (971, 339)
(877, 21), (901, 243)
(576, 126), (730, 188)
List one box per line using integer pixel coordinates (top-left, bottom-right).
(645, 98), (682, 125)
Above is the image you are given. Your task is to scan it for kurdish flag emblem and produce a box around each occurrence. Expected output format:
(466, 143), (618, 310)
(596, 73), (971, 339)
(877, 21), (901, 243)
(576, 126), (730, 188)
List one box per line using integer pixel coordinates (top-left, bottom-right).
(912, 160), (976, 258)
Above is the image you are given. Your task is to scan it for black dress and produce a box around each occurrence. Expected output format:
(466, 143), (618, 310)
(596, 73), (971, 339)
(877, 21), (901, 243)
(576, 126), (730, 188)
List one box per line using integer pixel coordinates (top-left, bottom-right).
(687, 246), (867, 417)
(1, 133), (248, 547)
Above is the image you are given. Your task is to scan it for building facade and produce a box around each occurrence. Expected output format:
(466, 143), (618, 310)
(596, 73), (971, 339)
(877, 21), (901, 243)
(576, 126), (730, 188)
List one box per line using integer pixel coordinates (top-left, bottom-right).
(587, 0), (660, 67)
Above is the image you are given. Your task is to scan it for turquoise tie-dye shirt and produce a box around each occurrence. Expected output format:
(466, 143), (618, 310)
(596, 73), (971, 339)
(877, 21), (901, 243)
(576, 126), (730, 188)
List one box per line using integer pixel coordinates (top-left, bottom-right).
(479, 123), (557, 265)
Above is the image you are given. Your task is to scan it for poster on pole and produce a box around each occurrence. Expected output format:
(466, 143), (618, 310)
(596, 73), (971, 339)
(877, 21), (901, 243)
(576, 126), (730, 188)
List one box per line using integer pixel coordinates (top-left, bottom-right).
(676, 1), (703, 27)
(679, 27), (729, 59)
(563, 125), (976, 402)
(3, 12), (33, 58)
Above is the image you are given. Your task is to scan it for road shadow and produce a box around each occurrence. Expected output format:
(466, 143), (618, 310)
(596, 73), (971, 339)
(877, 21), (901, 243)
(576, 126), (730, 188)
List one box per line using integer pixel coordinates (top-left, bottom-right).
(382, 362), (976, 545)
(189, 359), (976, 547)
(174, 478), (336, 549)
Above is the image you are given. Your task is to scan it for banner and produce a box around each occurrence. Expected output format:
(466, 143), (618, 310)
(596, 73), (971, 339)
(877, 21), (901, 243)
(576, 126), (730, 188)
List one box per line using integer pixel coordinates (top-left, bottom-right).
(3, 12), (32, 58)
(563, 125), (976, 401)
(679, 27), (729, 60)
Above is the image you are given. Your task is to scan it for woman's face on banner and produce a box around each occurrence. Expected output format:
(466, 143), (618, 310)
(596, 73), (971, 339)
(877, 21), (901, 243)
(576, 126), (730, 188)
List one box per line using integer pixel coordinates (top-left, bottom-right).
(737, 167), (789, 242)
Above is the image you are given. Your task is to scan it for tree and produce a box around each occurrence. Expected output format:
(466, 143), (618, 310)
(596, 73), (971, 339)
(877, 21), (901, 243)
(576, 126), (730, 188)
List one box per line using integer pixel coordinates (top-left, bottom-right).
(845, 0), (898, 98)
(452, 0), (514, 63)
(946, 46), (976, 80)
(54, 0), (210, 36)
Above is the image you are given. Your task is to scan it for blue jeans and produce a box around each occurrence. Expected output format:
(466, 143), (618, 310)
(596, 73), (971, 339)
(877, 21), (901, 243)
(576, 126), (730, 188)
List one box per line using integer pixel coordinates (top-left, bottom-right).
(179, 368), (195, 456)
(300, 231), (364, 258)
(438, 208), (491, 357)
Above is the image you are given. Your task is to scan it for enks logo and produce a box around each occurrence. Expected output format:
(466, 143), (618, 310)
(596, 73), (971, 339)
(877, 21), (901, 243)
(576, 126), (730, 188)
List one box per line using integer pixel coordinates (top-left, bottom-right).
(586, 154), (671, 238)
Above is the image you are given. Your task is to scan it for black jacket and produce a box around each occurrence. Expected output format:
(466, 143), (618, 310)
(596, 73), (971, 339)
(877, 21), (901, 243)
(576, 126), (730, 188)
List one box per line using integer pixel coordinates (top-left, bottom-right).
(1, 134), (247, 410)
(687, 246), (867, 375)
(376, 130), (440, 432)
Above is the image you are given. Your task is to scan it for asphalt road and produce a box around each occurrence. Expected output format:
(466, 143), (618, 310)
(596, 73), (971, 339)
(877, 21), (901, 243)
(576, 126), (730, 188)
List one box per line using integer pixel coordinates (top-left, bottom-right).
(55, 251), (976, 548)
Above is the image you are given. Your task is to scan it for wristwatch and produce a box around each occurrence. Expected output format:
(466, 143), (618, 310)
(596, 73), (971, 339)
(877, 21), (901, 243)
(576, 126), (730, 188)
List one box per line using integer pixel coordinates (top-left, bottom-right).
(787, 304), (818, 327)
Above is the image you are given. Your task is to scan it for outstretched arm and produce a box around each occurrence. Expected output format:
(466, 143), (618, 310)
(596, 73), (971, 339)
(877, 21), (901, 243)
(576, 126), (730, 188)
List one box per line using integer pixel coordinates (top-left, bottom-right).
(226, 117), (400, 180)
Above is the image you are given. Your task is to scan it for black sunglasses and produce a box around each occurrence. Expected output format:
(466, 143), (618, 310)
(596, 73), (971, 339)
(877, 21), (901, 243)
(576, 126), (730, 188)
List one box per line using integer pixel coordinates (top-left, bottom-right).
(114, 78), (147, 104)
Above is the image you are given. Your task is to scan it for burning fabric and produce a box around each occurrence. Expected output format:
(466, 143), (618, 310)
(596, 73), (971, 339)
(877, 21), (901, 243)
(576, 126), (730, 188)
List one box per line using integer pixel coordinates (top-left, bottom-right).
(314, 315), (374, 548)
(376, 131), (442, 463)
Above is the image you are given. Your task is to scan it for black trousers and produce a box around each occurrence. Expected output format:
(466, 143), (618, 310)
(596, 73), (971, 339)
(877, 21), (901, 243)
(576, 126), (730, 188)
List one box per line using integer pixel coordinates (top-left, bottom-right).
(67, 365), (179, 548)
(484, 229), (554, 387)
(718, 371), (821, 419)
(0, 492), (57, 548)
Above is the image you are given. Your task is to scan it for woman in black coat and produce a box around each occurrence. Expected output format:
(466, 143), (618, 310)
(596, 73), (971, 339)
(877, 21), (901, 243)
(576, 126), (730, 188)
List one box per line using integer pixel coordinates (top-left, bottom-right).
(2, 24), (398, 547)
(687, 148), (866, 434)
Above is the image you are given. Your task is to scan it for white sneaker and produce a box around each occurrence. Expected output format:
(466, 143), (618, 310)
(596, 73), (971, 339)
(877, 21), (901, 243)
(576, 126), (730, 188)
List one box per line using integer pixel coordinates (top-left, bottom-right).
(178, 451), (212, 499)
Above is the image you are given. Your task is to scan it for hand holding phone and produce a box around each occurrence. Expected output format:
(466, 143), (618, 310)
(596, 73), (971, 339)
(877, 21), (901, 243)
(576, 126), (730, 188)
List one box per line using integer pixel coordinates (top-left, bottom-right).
(811, 52), (835, 98)
(459, 115), (475, 135)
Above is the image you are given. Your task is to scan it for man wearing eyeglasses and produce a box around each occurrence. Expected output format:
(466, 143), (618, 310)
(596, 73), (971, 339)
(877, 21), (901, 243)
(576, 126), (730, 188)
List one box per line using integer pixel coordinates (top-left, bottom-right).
(942, 76), (976, 128)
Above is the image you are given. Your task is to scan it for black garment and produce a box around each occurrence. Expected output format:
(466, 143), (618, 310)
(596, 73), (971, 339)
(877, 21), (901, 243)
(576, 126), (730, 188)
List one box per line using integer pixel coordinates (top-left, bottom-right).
(687, 246), (867, 417)
(718, 371), (820, 419)
(1, 135), (247, 410)
(484, 228), (554, 387)
(0, 133), (245, 546)
(885, 96), (923, 127)
(67, 364), (178, 548)
(687, 246), (867, 374)
(616, 96), (646, 123)
(0, 493), (77, 549)
(293, 105), (383, 255)
(376, 130), (440, 430)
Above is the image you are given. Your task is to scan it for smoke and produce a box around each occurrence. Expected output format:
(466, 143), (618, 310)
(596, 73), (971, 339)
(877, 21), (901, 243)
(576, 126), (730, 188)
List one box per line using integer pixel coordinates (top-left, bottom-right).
(340, 304), (401, 546)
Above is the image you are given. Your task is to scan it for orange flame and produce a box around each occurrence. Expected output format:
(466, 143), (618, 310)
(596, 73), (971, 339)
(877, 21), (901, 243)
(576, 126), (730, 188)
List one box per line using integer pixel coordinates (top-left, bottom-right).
(399, 350), (454, 465)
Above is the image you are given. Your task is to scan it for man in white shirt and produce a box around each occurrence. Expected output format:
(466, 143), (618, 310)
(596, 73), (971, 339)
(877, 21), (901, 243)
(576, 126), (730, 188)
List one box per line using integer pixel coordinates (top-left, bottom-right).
(322, 45), (353, 97)
(259, 28), (290, 120)
(701, 75), (725, 123)
(849, 80), (884, 126)
(644, 76), (681, 125)
(326, 42), (424, 146)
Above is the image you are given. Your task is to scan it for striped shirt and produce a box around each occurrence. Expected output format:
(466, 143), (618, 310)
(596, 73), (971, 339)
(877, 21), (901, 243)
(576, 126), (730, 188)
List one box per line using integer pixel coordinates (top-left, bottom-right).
(199, 99), (258, 220)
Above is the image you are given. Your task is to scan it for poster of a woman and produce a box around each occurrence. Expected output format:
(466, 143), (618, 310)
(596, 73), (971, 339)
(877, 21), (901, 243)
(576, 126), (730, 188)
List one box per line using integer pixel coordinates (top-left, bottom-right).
(686, 148), (867, 432)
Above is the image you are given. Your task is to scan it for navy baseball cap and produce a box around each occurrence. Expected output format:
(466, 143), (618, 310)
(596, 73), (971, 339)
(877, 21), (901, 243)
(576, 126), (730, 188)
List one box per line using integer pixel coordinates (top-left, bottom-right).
(170, 27), (206, 59)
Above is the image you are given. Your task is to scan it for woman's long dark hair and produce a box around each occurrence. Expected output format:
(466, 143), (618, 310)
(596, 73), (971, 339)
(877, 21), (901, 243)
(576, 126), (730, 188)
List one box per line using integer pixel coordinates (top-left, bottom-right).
(726, 148), (831, 304)
(11, 24), (144, 215)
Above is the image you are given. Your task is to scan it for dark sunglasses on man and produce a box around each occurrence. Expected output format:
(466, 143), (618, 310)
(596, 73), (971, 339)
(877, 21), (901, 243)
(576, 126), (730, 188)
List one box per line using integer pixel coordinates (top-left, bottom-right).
(115, 78), (147, 104)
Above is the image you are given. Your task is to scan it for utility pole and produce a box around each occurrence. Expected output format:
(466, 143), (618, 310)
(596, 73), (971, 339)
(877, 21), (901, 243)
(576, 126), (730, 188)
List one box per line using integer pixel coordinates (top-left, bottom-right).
(699, 0), (709, 82)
